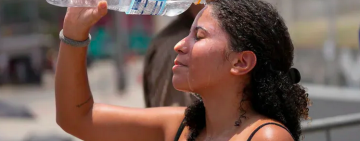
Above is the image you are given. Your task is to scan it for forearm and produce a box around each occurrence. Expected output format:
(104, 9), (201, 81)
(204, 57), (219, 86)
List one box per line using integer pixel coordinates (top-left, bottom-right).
(55, 39), (93, 125)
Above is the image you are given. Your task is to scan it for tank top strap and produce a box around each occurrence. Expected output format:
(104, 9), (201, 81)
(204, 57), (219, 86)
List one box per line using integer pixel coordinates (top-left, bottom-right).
(174, 121), (294, 141)
(247, 122), (294, 141)
(174, 118), (186, 141)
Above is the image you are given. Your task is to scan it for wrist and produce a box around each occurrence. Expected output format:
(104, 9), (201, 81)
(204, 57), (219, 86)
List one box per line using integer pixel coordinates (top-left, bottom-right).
(62, 25), (90, 41)
(59, 29), (91, 47)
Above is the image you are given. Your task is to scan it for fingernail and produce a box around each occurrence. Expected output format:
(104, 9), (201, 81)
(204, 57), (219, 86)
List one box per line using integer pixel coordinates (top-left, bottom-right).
(100, 2), (106, 9)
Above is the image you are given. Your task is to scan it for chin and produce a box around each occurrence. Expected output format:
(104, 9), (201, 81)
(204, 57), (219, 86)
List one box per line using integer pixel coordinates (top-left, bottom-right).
(172, 76), (191, 92)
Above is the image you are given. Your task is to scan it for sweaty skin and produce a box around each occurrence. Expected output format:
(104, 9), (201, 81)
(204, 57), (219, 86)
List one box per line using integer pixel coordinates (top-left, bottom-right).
(55, 2), (294, 141)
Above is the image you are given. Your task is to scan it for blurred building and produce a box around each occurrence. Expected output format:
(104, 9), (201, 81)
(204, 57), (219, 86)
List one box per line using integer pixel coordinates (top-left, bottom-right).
(264, 0), (360, 88)
(0, 0), (58, 85)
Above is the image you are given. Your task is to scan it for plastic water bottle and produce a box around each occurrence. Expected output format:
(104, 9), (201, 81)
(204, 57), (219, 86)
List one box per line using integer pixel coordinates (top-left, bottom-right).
(46, 0), (205, 16)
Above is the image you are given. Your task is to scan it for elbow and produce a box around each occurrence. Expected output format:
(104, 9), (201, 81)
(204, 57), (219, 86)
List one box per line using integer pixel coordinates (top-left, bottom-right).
(56, 116), (86, 140)
(56, 114), (81, 136)
(56, 110), (91, 139)
(56, 115), (72, 133)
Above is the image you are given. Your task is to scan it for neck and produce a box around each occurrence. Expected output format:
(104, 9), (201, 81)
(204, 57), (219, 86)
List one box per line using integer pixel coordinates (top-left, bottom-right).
(203, 94), (239, 135)
(198, 85), (252, 136)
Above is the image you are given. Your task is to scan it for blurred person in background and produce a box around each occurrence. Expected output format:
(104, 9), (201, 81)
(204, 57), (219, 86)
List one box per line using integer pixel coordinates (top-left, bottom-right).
(143, 4), (204, 107)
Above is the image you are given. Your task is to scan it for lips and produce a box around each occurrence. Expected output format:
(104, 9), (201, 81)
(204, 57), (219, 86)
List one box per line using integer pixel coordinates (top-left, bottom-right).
(174, 60), (187, 67)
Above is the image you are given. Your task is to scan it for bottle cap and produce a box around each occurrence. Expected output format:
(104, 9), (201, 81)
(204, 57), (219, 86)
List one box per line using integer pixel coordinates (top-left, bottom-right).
(195, 0), (201, 4)
(194, 0), (206, 5)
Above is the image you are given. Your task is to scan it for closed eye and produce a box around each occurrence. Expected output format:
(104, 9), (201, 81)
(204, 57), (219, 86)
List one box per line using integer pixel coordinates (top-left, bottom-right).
(195, 33), (204, 41)
(194, 26), (207, 41)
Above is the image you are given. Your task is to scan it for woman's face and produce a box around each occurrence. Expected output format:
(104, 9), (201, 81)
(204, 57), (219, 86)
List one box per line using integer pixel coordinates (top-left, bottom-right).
(172, 6), (235, 93)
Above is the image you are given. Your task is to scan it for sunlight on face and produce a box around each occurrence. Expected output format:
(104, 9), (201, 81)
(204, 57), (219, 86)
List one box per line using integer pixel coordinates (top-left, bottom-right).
(172, 5), (232, 93)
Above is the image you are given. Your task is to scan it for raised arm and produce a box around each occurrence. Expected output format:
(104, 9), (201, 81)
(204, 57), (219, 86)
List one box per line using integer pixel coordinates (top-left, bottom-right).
(55, 2), (184, 141)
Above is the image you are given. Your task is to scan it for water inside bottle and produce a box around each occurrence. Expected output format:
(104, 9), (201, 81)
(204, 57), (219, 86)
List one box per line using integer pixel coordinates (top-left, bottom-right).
(161, 1), (192, 16)
(46, 0), (128, 8)
(46, 0), (193, 16)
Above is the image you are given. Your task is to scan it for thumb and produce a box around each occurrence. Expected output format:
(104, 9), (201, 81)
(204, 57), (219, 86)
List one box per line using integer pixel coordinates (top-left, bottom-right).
(93, 1), (108, 19)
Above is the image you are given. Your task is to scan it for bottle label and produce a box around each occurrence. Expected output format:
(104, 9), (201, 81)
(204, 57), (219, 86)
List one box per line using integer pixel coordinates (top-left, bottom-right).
(126, 0), (166, 15)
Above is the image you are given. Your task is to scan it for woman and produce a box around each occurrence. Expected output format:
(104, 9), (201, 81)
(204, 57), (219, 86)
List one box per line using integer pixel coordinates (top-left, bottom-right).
(55, 0), (310, 141)
(143, 4), (204, 107)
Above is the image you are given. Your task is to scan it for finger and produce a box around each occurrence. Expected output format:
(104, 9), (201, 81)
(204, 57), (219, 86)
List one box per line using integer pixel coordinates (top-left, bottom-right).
(94, 1), (108, 18)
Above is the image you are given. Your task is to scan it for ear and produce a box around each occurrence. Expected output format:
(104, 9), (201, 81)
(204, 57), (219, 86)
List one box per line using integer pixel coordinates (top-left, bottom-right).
(230, 51), (257, 76)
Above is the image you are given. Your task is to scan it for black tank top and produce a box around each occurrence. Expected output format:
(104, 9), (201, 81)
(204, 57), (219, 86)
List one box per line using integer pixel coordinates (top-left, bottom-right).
(173, 118), (295, 141)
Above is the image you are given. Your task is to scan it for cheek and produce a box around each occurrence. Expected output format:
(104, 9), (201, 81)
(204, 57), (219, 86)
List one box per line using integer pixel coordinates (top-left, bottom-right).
(188, 43), (226, 88)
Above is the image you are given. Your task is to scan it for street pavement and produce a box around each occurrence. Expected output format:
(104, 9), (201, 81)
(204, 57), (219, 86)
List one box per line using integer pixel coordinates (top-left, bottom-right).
(0, 58), (360, 141)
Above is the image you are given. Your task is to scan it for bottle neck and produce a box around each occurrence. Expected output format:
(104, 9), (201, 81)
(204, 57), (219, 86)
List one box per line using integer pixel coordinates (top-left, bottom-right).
(193, 0), (206, 5)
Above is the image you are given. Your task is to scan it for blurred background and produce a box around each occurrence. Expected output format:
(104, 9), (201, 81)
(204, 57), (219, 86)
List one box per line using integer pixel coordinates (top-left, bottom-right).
(0, 0), (359, 140)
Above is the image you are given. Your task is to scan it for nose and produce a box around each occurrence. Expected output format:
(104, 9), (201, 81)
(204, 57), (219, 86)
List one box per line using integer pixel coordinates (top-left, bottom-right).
(174, 38), (189, 54)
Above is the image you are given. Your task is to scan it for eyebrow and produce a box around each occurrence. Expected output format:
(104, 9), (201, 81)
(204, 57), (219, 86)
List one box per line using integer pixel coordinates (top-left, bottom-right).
(195, 26), (208, 33)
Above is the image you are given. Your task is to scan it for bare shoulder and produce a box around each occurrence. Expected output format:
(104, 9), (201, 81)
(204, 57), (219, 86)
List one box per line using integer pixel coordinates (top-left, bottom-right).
(154, 107), (187, 140)
(250, 123), (294, 141)
(141, 106), (187, 141)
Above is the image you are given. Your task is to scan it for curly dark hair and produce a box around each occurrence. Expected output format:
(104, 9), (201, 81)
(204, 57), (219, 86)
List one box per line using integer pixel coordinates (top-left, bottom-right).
(183, 0), (310, 141)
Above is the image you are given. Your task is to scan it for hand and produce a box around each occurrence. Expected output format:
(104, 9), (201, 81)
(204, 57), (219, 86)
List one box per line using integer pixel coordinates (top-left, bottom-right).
(62, 1), (108, 41)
